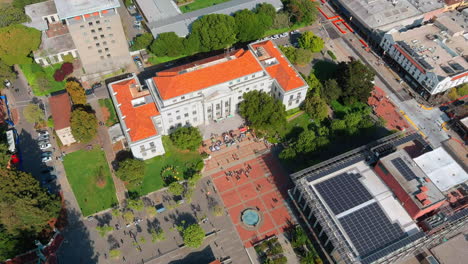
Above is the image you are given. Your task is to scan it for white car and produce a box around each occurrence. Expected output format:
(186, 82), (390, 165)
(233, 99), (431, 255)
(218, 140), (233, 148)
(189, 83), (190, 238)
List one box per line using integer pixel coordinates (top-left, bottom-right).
(38, 130), (49, 137)
(280, 33), (288, 38)
(39, 143), (52, 150)
(42, 156), (52, 163)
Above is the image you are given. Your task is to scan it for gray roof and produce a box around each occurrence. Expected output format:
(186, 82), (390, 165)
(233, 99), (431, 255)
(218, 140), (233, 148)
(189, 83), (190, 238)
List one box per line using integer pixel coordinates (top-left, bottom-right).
(335, 0), (422, 30)
(135, 0), (180, 22)
(24, 0), (57, 31)
(54, 0), (120, 19)
(34, 32), (76, 57)
(407, 0), (444, 13)
(145, 0), (283, 37)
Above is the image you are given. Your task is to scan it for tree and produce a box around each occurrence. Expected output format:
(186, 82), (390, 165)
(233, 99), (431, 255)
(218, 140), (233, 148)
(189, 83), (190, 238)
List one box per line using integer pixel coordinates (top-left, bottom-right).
(150, 32), (184, 57)
(170, 126), (202, 151)
(183, 224), (205, 248)
(0, 24), (41, 66)
(123, 211), (134, 223)
(0, 6), (29, 28)
(336, 60), (375, 104)
(0, 60), (15, 82)
(279, 45), (297, 64)
(70, 107), (97, 142)
(235, 9), (267, 42)
(150, 228), (165, 243)
(239, 91), (286, 135)
(254, 3), (275, 30)
(131, 33), (153, 51)
(294, 48), (313, 66)
(287, 0), (319, 24)
(0, 168), (60, 234)
(303, 95), (328, 122)
(190, 14), (237, 52)
(65, 80), (86, 105)
(272, 12), (291, 29)
(321, 79), (341, 103)
(183, 35), (201, 55)
(53, 62), (73, 81)
(95, 225), (114, 237)
(116, 158), (145, 187)
(23, 103), (43, 124)
(109, 249), (121, 259)
(168, 182), (184, 196)
(298, 31), (324, 53)
(12, 0), (46, 9)
(304, 71), (321, 95)
(127, 198), (144, 211)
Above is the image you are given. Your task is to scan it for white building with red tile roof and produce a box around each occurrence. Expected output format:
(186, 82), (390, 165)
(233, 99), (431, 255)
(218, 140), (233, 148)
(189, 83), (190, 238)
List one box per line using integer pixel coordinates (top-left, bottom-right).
(108, 41), (308, 159)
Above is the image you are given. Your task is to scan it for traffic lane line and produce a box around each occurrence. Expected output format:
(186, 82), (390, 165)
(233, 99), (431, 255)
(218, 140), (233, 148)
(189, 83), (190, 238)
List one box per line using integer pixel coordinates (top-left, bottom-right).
(399, 110), (427, 138)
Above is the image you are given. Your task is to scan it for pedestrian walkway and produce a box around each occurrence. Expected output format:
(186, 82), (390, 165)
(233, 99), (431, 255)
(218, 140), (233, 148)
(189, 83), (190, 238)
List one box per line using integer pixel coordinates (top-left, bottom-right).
(90, 100), (127, 205)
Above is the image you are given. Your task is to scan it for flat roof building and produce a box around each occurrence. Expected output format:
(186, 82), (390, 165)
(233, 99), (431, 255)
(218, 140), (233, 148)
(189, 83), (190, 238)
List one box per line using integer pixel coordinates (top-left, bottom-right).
(49, 93), (76, 146)
(135, 0), (283, 37)
(54, 0), (120, 19)
(375, 150), (446, 219)
(414, 147), (468, 192)
(380, 11), (468, 95)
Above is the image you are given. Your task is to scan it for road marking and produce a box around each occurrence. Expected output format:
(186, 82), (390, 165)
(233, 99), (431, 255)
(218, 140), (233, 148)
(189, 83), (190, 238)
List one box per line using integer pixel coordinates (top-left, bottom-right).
(441, 122), (449, 131)
(418, 104), (433, 110)
(399, 110), (427, 138)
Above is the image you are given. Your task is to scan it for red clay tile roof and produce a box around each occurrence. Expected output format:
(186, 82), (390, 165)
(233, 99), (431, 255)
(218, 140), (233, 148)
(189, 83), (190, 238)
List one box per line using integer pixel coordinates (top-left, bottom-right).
(153, 49), (263, 100)
(251, 41), (306, 91)
(112, 78), (160, 142)
(48, 93), (72, 130)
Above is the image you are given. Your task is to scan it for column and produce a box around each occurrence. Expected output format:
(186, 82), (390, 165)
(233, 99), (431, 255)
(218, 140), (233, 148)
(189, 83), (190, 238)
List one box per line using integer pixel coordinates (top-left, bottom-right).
(292, 185), (298, 196)
(307, 210), (313, 220)
(313, 219), (319, 228)
(297, 191), (303, 203)
(302, 202), (308, 211)
(324, 238), (330, 247)
(319, 229), (325, 237)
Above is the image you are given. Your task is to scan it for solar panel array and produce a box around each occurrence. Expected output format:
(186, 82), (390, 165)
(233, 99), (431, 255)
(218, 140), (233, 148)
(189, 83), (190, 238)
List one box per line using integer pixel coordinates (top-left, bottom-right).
(390, 157), (418, 181)
(339, 203), (406, 257)
(315, 172), (373, 214)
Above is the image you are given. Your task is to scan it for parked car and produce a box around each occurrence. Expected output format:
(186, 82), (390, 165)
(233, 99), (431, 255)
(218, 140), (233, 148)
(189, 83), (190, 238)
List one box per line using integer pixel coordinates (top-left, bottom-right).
(134, 20), (141, 26)
(280, 32), (288, 38)
(39, 142), (52, 150)
(85, 88), (94, 95)
(41, 156), (52, 163)
(38, 130), (49, 137)
(92, 82), (102, 89)
(4, 79), (12, 88)
(134, 57), (143, 68)
(38, 134), (50, 141)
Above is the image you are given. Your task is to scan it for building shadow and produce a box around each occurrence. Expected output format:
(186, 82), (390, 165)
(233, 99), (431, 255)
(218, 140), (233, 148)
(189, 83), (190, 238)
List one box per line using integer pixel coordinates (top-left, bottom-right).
(57, 208), (99, 263)
(167, 245), (215, 264)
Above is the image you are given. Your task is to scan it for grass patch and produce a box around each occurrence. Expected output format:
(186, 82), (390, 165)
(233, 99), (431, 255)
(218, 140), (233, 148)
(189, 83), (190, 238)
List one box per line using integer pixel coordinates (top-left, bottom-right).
(286, 107), (302, 119)
(330, 100), (369, 117)
(98, 98), (118, 126)
(148, 54), (186, 65)
(179, 0), (230, 13)
(19, 63), (66, 96)
(129, 137), (202, 196)
(263, 22), (308, 38)
(327, 50), (337, 60)
(63, 148), (117, 216)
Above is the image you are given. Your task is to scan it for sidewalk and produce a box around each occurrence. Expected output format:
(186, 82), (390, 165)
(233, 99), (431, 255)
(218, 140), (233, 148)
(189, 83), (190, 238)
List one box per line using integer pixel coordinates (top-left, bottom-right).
(89, 99), (127, 205)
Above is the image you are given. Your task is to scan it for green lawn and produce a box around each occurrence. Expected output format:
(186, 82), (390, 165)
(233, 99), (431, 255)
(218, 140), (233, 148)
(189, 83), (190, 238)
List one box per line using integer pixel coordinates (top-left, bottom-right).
(63, 148), (118, 216)
(279, 112), (312, 139)
(19, 63), (66, 96)
(148, 54), (186, 65)
(129, 137), (202, 196)
(263, 22), (309, 38)
(179, 0), (230, 13)
(98, 98), (118, 126)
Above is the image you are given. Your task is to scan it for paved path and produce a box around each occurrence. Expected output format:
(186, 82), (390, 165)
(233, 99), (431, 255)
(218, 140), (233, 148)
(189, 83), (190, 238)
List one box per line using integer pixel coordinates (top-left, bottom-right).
(89, 99), (127, 205)
(287, 111), (305, 121)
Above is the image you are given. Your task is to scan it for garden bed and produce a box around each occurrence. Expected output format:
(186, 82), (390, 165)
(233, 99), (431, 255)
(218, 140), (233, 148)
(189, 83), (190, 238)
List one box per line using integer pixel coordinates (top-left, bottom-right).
(19, 63), (66, 96)
(254, 236), (287, 264)
(178, 0), (230, 13)
(98, 98), (118, 126)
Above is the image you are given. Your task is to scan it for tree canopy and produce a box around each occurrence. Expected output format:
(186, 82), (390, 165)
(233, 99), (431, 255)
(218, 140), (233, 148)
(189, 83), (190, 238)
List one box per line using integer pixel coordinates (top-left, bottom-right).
(70, 107), (97, 142)
(272, 12), (291, 29)
(0, 24), (41, 66)
(235, 9), (267, 43)
(168, 182), (184, 196)
(116, 158), (145, 187)
(23, 103), (43, 124)
(0, 168), (60, 258)
(303, 95), (328, 122)
(298, 31), (324, 53)
(66, 80), (86, 105)
(239, 91), (286, 135)
(321, 79), (341, 103)
(131, 33), (153, 51)
(0, 6), (29, 28)
(150, 32), (184, 57)
(183, 223), (205, 248)
(170, 126), (202, 151)
(304, 71), (321, 95)
(0, 60), (15, 82)
(294, 48), (313, 66)
(190, 14), (237, 52)
(287, 0), (319, 25)
(12, 0), (47, 9)
(336, 60), (375, 104)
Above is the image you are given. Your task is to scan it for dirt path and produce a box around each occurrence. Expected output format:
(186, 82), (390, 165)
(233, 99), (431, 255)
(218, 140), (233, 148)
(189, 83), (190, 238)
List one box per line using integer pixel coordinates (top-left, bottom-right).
(287, 111), (305, 121)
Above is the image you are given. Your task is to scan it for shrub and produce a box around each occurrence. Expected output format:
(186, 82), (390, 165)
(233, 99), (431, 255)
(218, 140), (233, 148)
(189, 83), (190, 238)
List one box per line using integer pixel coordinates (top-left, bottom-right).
(96, 225), (114, 237)
(53, 63), (73, 81)
(327, 50), (337, 60)
(109, 249), (121, 258)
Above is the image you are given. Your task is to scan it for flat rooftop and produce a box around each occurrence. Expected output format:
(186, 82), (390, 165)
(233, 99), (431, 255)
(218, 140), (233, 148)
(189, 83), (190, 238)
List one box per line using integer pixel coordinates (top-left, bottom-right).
(389, 16), (468, 78)
(334, 0), (422, 30)
(414, 147), (468, 192)
(380, 150), (446, 207)
(54, 0), (120, 19)
(24, 0), (57, 31)
(145, 0), (282, 37)
(33, 32), (76, 57)
(430, 232), (468, 264)
(303, 160), (420, 260)
(407, 0), (445, 13)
